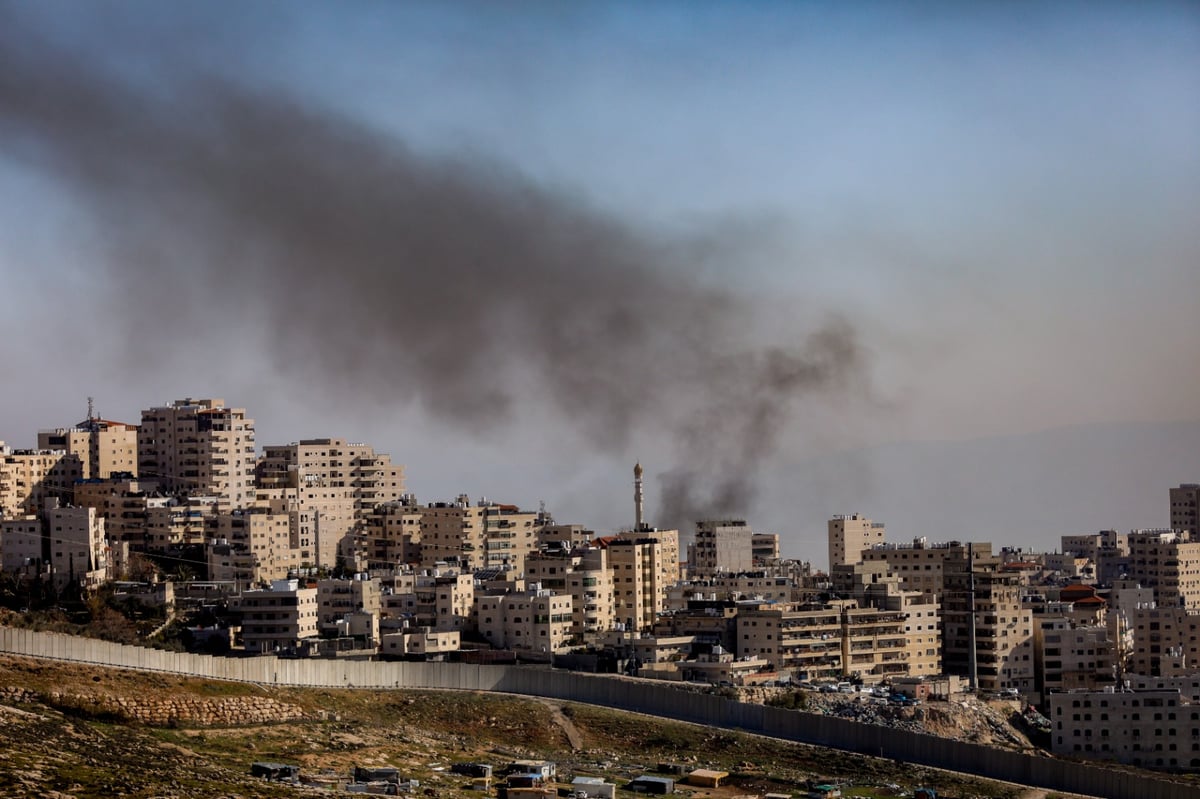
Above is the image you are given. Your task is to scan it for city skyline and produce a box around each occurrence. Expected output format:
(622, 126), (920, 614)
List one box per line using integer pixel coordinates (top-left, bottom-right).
(1, 2), (1197, 560)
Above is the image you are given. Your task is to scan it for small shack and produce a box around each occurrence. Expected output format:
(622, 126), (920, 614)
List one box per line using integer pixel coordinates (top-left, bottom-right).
(504, 760), (556, 780)
(250, 762), (300, 783)
(808, 785), (841, 799)
(628, 775), (675, 794)
(572, 776), (617, 799)
(686, 769), (729, 788)
(452, 763), (494, 779)
(354, 766), (401, 784)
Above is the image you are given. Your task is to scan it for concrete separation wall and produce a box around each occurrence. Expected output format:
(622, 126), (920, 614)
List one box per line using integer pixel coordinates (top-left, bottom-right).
(1, 627), (1196, 799)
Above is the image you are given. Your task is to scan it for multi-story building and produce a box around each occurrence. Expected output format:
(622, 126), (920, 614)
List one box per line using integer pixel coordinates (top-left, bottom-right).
(138, 399), (257, 508)
(688, 519), (754, 577)
(751, 532), (780, 564)
(418, 496), (541, 572)
(0, 446), (81, 519)
(831, 561), (941, 678)
(37, 416), (138, 482)
(1049, 688), (1199, 770)
(316, 576), (382, 636)
(737, 601), (848, 681)
(1035, 617), (1117, 703)
(476, 588), (574, 653)
(380, 629), (461, 659)
(1053, 530), (1132, 585)
(257, 438), (406, 567)
(73, 477), (165, 548)
(652, 601), (740, 653)
(605, 528), (679, 632)
(942, 562), (1035, 695)
(1127, 605), (1200, 678)
(1127, 529), (1200, 610)
(145, 495), (219, 551)
(1171, 484), (1200, 535)
(361, 497), (423, 569)
(538, 523), (597, 551)
(827, 514), (885, 569)
(862, 539), (994, 600)
(525, 546), (614, 637)
(668, 571), (799, 609)
(236, 579), (319, 654)
(217, 500), (303, 587)
(45, 501), (107, 589)
(382, 569), (475, 633)
(0, 515), (44, 575)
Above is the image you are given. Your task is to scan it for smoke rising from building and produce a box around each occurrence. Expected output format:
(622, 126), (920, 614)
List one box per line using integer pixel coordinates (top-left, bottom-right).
(0, 16), (865, 531)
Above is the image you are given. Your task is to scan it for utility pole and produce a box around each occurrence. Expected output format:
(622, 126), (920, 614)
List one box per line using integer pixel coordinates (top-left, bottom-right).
(968, 542), (979, 692)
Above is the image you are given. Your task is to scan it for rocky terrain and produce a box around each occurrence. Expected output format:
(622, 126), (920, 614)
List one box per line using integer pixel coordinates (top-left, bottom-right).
(0, 655), (1111, 799)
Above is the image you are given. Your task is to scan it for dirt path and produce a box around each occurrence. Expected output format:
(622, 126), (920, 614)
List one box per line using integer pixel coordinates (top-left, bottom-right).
(538, 699), (584, 751)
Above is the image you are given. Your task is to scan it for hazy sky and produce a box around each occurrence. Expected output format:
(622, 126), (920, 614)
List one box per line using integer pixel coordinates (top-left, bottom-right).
(1, 2), (1197, 558)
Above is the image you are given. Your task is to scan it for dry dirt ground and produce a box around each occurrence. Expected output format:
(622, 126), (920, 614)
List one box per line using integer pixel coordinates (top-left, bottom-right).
(0, 655), (1138, 799)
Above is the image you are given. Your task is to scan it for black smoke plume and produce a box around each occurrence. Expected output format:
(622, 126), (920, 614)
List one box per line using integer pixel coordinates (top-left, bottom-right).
(0, 13), (866, 533)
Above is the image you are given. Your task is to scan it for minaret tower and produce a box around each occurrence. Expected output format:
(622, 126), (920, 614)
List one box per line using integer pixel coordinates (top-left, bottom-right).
(634, 461), (645, 531)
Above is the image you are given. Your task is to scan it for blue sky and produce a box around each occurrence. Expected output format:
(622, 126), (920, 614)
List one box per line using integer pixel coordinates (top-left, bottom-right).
(1, 1), (1197, 558)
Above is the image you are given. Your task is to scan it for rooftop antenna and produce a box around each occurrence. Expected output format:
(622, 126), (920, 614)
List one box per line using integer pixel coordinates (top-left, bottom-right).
(87, 396), (95, 421)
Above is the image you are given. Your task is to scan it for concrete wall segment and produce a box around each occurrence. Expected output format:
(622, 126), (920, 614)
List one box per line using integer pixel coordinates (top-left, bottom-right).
(0, 628), (1196, 799)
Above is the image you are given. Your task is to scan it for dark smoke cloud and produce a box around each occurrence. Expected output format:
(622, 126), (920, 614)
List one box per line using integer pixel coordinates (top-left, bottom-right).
(0, 13), (866, 533)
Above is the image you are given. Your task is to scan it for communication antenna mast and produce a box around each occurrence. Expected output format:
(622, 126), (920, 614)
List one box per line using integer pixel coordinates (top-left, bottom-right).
(87, 396), (95, 421)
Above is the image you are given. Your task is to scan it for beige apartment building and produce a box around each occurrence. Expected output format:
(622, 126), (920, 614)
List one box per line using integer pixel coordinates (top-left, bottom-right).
(737, 602), (811, 679)
(1035, 617), (1117, 702)
(138, 399), (256, 508)
(236, 579), (319, 654)
(45, 501), (107, 589)
(1056, 530), (1130, 585)
(72, 478), (162, 548)
(362, 498), (423, 569)
(668, 571), (799, 609)
(752, 532), (780, 564)
(476, 588), (574, 653)
(1127, 605), (1200, 678)
(688, 519), (754, 577)
(653, 603), (740, 653)
(942, 563), (1035, 695)
(418, 496), (541, 572)
(1049, 688), (1200, 770)
(1171, 484), (1200, 534)
(382, 569), (476, 633)
(831, 561), (941, 677)
(0, 446), (81, 519)
(1128, 529), (1200, 610)
(257, 438), (406, 567)
(606, 528), (679, 632)
(526, 546), (615, 636)
(827, 514), (885, 569)
(380, 629), (461, 659)
(209, 503), (299, 587)
(0, 515), (44, 575)
(37, 416), (138, 482)
(862, 539), (995, 599)
(144, 495), (220, 551)
(538, 523), (597, 551)
(316, 576), (382, 636)
(1062, 530), (1129, 562)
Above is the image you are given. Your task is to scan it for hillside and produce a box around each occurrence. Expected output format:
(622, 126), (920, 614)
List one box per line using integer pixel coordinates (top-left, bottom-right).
(0, 654), (1111, 799)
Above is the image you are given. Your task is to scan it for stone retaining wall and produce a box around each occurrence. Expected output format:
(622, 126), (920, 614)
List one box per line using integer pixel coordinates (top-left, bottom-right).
(0, 683), (305, 726)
